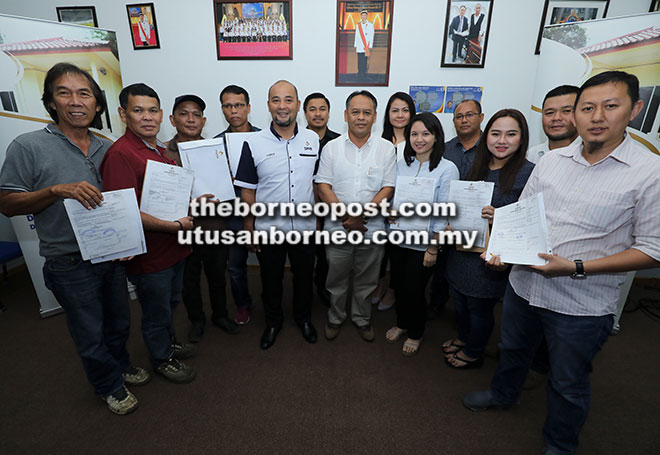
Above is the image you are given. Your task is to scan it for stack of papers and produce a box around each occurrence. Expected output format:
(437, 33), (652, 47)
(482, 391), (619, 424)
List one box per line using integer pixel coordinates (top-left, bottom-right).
(140, 159), (194, 221)
(178, 138), (235, 201)
(64, 189), (146, 263)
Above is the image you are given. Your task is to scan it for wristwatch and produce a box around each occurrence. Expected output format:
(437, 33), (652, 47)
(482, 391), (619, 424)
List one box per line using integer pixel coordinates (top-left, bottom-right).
(571, 259), (586, 279)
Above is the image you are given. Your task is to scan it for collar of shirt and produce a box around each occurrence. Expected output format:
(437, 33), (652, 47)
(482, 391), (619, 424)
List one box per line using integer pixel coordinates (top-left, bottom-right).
(344, 132), (375, 151)
(123, 128), (174, 164)
(558, 132), (633, 167)
(269, 121), (299, 141)
(219, 123), (260, 137)
(45, 123), (105, 158)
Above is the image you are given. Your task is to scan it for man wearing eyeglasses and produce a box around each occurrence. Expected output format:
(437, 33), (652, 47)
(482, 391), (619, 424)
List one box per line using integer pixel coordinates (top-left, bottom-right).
(214, 85), (260, 326)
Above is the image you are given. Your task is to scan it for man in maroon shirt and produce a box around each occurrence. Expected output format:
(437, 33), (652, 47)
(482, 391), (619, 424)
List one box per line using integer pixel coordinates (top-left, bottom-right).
(100, 83), (196, 384)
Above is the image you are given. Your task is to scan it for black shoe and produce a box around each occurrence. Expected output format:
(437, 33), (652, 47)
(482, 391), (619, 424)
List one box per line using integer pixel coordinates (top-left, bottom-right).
(260, 326), (281, 350)
(171, 339), (197, 360)
(317, 289), (331, 307)
(155, 358), (196, 384)
(298, 321), (318, 344)
(188, 320), (205, 343)
(212, 316), (240, 335)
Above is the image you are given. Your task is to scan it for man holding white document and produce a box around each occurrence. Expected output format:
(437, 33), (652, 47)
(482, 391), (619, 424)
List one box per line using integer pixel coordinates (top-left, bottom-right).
(101, 84), (197, 384)
(0, 63), (148, 415)
(463, 72), (660, 455)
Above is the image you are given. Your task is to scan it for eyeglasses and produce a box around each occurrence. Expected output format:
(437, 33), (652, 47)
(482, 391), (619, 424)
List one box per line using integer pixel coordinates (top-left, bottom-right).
(222, 103), (247, 110)
(454, 112), (478, 121)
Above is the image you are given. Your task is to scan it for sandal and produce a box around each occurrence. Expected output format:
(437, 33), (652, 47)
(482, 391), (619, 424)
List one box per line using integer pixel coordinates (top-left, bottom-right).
(444, 349), (484, 369)
(385, 326), (406, 343)
(402, 338), (421, 356)
(442, 338), (465, 355)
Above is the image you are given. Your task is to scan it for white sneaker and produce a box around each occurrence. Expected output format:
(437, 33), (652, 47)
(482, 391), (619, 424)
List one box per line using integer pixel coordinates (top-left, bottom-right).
(104, 385), (139, 415)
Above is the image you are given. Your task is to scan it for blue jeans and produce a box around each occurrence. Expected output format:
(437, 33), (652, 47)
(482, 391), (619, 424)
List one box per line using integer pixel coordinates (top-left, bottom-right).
(128, 259), (185, 368)
(449, 287), (499, 358)
(228, 241), (252, 309)
(491, 283), (613, 454)
(43, 254), (130, 396)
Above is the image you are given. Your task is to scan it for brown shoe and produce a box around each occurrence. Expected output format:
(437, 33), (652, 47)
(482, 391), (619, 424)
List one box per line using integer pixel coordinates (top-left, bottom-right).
(325, 322), (341, 340)
(357, 324), (375, 342)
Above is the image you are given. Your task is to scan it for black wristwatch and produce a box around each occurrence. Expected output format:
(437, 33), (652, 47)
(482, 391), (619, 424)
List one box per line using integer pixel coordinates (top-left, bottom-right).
(571, 259), (586, 279)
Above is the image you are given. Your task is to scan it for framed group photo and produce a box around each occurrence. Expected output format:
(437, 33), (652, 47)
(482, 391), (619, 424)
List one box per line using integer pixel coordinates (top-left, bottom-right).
(213, 1), (292, 60)
(56, 6), (98, 27)
(535, 0), (610, 53)
(335, 0), (394, 86)
(126, 3), (160, 50)
(441, 1), (494, 68)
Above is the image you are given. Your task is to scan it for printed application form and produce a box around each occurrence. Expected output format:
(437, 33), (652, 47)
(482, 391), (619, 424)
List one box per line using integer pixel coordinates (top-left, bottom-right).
(486, 193), (551, 266)
(178, 138), (235, 201)
(448, 180), (494, 248)
(140, 159), (193, 221)
(64, 189), (146, 262)
(391, 175), (437, 232)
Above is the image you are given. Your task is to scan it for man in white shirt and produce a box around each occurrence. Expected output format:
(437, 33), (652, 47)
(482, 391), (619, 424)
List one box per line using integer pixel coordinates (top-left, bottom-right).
(463, 71), (660, 455)
(234, 80), (320, 350)
(316, 90), (396, 342)
(526, 85), (580, 164)
(354, 10), (374, 78)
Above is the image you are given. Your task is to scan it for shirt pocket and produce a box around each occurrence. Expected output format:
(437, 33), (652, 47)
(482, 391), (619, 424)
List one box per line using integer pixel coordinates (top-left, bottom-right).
(577, 189), (634, 234)
(366, 166), (384, 192)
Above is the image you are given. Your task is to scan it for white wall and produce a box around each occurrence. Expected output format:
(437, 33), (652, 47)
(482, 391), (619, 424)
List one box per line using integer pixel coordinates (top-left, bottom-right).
(0, 0), (653, 243)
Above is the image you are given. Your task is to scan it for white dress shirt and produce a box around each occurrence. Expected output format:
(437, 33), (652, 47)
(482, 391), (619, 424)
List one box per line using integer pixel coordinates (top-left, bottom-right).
(510, 133), (660, 316)
(315, 133), (396, 238)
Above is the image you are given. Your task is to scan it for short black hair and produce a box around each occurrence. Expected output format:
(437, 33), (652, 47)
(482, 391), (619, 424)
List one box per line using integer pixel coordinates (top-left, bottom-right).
(575, 71), (639, 106)
(303, 92), (330, 112)
(345, 90), (377, 110)
(220, 84), (250, 105)
(42, 62), (106, 130)
(454, 99), (482, 114)
(542, 84), (579, 108)
(119, 83), (160, 109)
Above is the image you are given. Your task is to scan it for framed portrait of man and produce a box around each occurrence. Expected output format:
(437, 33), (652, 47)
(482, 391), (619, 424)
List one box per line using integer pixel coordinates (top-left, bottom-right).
(213, 1), (293, 60)
(126, 3), (160, 50)
(535, 0), (610, 54)
(335, 0), (394, 86)
(441, 1), (494, 68)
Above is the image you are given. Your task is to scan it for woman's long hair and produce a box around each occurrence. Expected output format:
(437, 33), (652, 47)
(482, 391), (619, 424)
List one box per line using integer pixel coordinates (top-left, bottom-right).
(382, 92), (415, 144)
(403, 113), (445, 171)
(466, 109), (529, 194)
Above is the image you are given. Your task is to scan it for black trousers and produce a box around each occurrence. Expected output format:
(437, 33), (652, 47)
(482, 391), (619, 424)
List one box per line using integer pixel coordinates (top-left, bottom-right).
(257, 243), (315, 327)
(182, 243), (229, 322)
(314, 244), (329, 291)
(357, 52), (368, 75)
(452, 36), (465, 61)
(389, 245), (435, 340)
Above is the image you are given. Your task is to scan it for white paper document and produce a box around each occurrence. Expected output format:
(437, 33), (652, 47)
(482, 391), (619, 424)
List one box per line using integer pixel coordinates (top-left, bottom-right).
(224, 132), (257, 176)
(140, 159), (193, 221)
(391, 175), (437, 232)
(448, 180), (494, 248)
(486, 193), (552, 266)
(64, 189), (146, 262)
(178, 138), (235, 201)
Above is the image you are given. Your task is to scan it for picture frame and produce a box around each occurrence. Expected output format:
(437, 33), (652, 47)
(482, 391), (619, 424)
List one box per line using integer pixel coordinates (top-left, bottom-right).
(213, 1), (292, 60)
(441, 1), (494, 68)
(535, 0), (610, 54)
(126, 3), (160, 50)
(56, 6), (98, 28)
(335, 0), (394, 87)
(651, 0), (660, 12)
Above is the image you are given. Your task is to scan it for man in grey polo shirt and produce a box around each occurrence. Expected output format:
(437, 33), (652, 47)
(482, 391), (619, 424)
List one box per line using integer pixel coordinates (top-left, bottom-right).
(0, 63), (148, 415)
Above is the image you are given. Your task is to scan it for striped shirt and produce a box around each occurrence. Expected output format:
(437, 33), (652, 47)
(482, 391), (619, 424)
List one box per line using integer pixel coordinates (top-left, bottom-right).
(509, 133), (660, 316)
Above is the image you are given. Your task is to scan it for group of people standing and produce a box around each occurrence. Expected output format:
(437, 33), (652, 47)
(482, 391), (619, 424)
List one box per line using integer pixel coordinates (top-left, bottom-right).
(1, 61), (658, 455)
(219, 17), (289, 43)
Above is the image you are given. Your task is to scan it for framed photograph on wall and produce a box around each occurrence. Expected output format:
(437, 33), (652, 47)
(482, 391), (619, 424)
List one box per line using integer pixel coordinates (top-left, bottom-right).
(126, 3), (160, 50)
(213, 1), (292, 60)
(56, 6), (98, 27)
(441, 1), (494, 68)
(335, 0), (394, 86)
(651, 0), (660, 12)
(535, 1), (610, 54)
